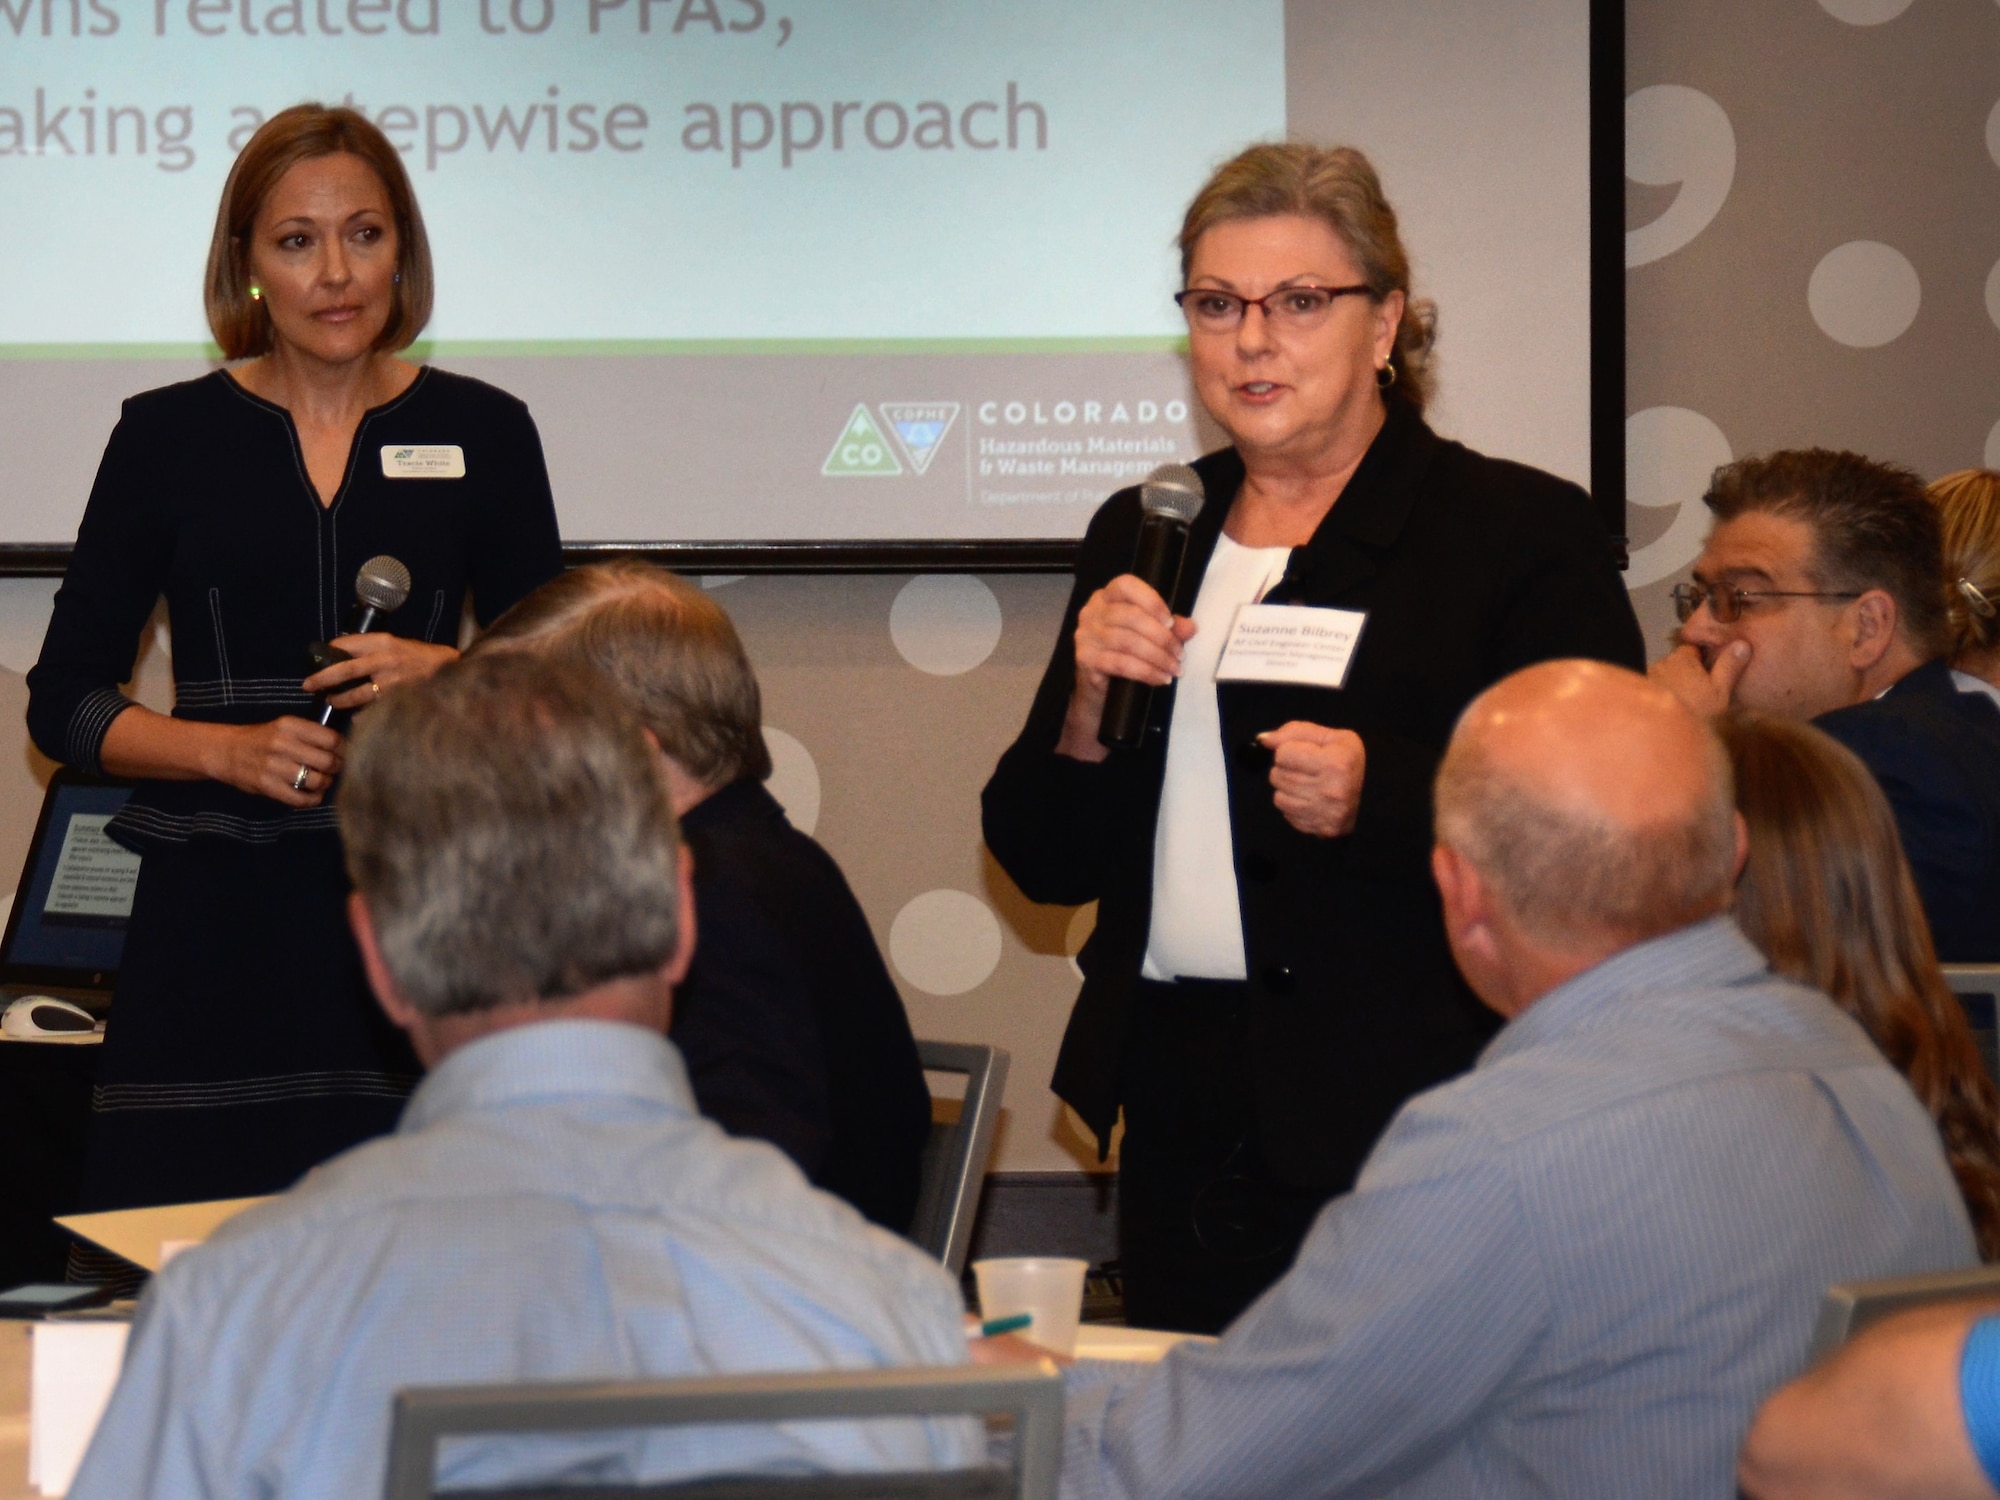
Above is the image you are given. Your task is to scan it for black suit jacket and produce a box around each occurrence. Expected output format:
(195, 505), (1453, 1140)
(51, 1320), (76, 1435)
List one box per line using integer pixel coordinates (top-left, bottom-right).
(982, 401), (1646, 1193)
(672, 780), (932, 1231)
(1816, 659), (2000, 963)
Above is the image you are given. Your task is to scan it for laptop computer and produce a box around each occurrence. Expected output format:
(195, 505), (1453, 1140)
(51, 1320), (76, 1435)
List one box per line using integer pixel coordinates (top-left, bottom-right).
(1, 769), (140, 1016)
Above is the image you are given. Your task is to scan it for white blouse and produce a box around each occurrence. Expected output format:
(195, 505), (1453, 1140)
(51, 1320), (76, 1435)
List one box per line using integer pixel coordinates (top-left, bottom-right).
(1142, 533), (1293, 982)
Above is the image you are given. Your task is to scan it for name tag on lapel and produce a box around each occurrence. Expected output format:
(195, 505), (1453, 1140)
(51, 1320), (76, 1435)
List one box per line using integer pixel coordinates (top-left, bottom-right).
(380, 445), (465, 479)
(1215, 603), (1367, 689)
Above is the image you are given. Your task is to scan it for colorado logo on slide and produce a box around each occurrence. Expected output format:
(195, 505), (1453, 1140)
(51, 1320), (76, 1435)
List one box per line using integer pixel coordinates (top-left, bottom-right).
(822, 402), (962, 477)
(822, 404), (903, 477)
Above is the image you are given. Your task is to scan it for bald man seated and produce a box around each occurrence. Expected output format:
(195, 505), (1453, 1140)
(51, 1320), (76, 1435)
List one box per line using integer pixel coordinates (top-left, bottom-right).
(1031, 661), (1975, 1500)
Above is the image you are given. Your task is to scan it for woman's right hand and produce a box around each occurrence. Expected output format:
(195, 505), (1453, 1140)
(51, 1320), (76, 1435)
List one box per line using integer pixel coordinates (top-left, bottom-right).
(212, 716), (345, 807)
(1056, 574), (1198, 761)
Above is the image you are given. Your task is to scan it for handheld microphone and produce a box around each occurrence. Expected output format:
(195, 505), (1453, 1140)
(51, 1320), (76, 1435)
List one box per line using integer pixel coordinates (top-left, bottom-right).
(310, 555), (412, 727)
(1098, 464), (1205, 751)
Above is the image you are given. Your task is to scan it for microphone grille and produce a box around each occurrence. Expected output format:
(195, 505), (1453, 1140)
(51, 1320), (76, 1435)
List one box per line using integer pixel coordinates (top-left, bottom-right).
(355, 555), (412, 614)
(1139, 464), (1205, 525)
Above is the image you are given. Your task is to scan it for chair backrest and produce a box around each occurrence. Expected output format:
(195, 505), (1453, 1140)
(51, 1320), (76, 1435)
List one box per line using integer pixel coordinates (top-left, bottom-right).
(1944, 965), (2000, 1085)
(1807, 1263), (2000, 1362)
(383, 1361), (1062, 1500)
(908, 1041), (1009, 1276)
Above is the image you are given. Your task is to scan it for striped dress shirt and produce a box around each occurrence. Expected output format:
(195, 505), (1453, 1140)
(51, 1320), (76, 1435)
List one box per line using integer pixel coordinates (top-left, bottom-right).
(1060, 917), (1976, 1499)
(68, 1019), (979, 1500)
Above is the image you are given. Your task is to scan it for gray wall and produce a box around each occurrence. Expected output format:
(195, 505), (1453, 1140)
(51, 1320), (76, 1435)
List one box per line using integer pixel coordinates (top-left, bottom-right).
(6, 0), (1996, 1186)
(1624, 0), (2000, 653)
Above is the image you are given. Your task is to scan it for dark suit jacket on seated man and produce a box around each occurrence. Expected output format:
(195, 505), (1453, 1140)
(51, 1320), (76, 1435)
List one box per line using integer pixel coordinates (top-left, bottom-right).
(1653, 448), (2000, 960)
(68, 654), (976, 1500)
(475, 561), (932, 1230)
(989, 661), (1976, 1500)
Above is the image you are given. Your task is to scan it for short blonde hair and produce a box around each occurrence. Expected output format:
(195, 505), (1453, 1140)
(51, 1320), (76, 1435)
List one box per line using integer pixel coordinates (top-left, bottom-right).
(475, 561), (773, 788)
(1178, 142), (1438, 414)
(1929, 469), (2000, 658)
(205, 104), (434, 360)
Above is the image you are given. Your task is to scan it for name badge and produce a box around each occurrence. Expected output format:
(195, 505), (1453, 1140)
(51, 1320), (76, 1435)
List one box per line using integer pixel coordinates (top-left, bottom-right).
(1215, 603), (1367, 689)
(380, 445), (465, 479)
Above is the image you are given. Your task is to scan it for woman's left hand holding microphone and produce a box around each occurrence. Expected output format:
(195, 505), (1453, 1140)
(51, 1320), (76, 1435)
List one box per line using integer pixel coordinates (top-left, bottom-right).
(303, 633), (459, 712)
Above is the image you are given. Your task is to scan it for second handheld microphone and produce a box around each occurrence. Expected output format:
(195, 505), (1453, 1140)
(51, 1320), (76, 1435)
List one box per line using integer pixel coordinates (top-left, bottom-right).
(309, 555), (412, 728)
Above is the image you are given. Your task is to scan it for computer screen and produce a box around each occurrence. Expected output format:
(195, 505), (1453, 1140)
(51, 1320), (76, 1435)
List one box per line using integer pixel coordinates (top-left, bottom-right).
(1, 776), (139, 985)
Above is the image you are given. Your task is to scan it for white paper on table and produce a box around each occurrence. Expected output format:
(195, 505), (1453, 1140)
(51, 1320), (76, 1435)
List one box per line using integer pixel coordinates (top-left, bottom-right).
(29, 1321), (129, 1496)
(1072, 1325), (1214, 1362)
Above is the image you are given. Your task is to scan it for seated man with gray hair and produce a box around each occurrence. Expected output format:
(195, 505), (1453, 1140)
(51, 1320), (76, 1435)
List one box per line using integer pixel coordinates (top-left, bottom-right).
(68, 652), (976, 1500)
(1026, 659), (1974, 1499)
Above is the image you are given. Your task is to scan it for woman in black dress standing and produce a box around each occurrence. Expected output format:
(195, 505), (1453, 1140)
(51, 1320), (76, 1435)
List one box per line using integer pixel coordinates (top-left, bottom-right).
(27, 105), (563, 1228)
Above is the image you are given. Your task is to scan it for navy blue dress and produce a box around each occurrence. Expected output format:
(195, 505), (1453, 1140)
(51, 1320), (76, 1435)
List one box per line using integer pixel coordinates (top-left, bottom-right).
(27, 368), (564, 1213)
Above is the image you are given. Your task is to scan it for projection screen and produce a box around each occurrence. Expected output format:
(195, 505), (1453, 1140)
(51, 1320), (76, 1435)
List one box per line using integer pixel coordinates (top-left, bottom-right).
(0, 0), (1613, 569)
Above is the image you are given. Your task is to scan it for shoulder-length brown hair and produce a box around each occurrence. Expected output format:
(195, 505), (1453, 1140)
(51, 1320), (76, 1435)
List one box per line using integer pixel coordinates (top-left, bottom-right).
(1720, 713), (2000, 1257)
(1178, 142), (1438, 415)
(204, 103), (434, 360)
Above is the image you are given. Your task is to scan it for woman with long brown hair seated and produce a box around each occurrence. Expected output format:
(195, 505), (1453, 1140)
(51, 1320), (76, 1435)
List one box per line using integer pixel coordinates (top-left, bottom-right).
(1721, 713), (2000, 1258)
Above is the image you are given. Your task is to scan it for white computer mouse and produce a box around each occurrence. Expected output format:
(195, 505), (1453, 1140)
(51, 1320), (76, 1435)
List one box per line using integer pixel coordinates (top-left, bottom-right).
(1, 995), (101, 1039)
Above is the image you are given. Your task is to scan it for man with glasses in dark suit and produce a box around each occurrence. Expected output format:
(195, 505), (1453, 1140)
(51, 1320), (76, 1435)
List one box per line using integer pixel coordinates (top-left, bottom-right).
(1653, 448), (2000, 962)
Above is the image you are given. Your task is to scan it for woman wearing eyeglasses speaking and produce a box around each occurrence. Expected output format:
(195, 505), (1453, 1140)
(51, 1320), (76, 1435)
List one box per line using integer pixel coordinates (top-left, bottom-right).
(983, 143), (1645, 1333)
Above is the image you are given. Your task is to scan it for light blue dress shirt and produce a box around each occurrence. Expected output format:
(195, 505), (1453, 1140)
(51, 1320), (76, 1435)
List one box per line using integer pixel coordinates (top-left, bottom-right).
(69, 1019), (978, 1500)
(1060, 917), (1977, 1500)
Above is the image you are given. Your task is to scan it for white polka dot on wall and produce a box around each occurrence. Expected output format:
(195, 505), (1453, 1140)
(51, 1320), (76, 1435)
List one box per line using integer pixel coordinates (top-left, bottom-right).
(889, 889), (1003, 996)
(1816, 0), (1915, 21)
(1988, 98), (2000, 171)
(1808, 242), (1921, 348)
(761, 726), (821, 836)
(1986, 258), (2000, 336)
(1985, 417), (2000, 472)
(889, 575), (1002, 676)
(1624, 408), (1733, 589)
(699, 576), (745, 590)
(1625, 85), (1736, 269)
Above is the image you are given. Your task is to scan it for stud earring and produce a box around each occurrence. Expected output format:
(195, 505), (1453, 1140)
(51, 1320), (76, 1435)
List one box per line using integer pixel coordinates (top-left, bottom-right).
(248, 285), (262, 301)
(393, 272), (402, 285)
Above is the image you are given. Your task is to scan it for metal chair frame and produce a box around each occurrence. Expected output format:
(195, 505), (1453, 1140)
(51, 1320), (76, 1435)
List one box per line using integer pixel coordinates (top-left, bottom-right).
(1808, 1264), (2000, 1362)
(908, 1041), (1009, 1276)
(384, 1361), (1062, 1500)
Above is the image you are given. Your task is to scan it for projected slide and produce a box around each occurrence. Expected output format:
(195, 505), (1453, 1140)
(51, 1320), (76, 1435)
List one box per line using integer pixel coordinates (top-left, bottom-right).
(4, 1), (1282, 342)
(0, 0), (1592, 550)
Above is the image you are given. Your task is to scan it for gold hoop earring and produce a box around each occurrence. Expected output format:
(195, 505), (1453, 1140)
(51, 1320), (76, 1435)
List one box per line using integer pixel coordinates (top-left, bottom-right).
(1376, 361), (1397, 391)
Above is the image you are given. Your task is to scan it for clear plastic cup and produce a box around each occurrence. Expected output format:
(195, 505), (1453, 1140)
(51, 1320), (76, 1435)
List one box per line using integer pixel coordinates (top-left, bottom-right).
(972, 1256), (1090, 1356)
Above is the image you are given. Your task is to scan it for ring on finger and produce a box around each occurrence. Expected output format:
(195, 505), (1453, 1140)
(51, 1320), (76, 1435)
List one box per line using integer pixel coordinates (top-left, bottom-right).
(292, 764), (311, 792)
(369, 679), (381, 698)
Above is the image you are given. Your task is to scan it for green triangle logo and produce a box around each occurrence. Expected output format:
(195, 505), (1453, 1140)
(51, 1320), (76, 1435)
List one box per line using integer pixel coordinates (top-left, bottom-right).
(821, 404), (904, 477)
